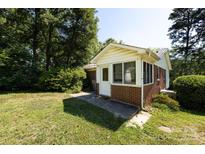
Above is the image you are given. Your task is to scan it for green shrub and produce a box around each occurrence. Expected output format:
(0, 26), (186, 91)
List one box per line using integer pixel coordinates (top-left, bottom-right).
(38, 67), (86, 93)
(0, 66), (40, 91)
(173, 75), (205, 111)
(152, 93), (180, 111)
(82, 73), (94, 91)
(152, 102), (170, 111)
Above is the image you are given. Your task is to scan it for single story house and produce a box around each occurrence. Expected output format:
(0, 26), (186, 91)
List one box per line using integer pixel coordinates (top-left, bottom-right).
(84, 43), (172, 109)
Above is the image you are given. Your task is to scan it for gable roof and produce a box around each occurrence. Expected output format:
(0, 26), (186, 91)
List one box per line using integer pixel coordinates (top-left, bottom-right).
(151, 48), (172, 70)
(89, 43), (172, 70)
(90, 43), (160, 64)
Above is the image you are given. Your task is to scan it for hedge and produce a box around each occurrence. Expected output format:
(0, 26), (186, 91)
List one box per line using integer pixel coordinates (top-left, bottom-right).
(38, 67), (86, 93)
(173, 75), (205, 111)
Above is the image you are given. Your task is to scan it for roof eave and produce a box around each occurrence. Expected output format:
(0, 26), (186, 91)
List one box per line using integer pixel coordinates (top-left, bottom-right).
(146, 49), (160, 61)
(90, 43), (113, 64)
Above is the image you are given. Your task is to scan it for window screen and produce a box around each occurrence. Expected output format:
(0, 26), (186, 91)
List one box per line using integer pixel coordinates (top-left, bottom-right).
(157, 66), (160, 79)
(143, 62), (153, 84)
(113, 63), (122, 83)
(124, 61), (136, 84)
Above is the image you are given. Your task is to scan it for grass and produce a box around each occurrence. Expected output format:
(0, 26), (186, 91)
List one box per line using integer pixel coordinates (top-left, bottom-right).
(0, 92), (205, 144)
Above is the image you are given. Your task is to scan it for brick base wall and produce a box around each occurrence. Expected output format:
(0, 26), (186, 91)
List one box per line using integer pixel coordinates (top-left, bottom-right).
(143, 84), (160, 105)
(111, 85), (141, 107)
(143, 65), (166, 105)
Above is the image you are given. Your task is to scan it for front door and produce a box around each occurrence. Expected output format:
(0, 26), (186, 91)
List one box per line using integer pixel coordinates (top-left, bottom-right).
(99, 65), (111, 96)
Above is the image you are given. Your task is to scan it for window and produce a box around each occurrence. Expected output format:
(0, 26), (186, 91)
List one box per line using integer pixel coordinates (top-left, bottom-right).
(113, 63), (122, 83)
(143, 62), (153, 84)
(113, 61), (136, 85)
(124, 61), (136, 84)
(157, 66), (160, 79)
(102, 68), (108, 81)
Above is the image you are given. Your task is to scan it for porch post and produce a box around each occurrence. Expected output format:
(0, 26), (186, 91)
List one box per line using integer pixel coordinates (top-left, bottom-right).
(141, 58), (144, 109)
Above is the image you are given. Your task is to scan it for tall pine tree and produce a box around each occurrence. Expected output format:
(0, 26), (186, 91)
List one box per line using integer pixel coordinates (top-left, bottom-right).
(168, 8), (205, 78)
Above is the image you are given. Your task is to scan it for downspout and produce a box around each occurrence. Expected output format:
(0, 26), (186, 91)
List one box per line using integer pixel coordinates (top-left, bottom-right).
(141, 57), (145, 110)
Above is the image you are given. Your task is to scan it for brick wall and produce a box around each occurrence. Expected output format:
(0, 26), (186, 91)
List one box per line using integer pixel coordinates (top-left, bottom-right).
(143, 65), (166, 105)
(111, 85), (141, 106)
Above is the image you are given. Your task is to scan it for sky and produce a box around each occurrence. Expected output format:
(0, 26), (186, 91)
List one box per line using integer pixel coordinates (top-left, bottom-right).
(96, 9), (173, 48)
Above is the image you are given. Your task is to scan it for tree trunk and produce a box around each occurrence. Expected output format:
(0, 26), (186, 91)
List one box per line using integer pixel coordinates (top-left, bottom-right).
(46, 23), (53, 71)
(32, 8), (40, 66)
(185, 10), (190, 61)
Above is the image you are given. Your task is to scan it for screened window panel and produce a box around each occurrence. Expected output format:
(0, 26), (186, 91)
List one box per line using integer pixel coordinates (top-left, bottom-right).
(143, 62), (146, 84)
(149, 64), (152, 83)
(124, 61), (136, 84)
(157, 66), (160, 79)
(143, 62), (153, 84)
(113, 63), (122, 83)
(146, 63), (149, 83)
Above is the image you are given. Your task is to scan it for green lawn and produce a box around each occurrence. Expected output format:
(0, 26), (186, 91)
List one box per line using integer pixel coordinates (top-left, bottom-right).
(0, 92), (205, 144)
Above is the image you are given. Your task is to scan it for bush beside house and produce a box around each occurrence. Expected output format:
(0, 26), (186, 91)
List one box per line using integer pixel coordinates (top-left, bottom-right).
(152, 93), (180, 111)
(173, 75), (205, 111)
(38, 68), (86, 93)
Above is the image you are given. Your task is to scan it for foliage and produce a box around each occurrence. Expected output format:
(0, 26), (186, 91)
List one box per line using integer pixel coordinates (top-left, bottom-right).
(168, 8), (205, 60)
(58, 9), (99, 68)
(173, 75), (205, 111)
(0, 46), (39, 90)
(0, 8), (98, 91)
(38, 68), (86, 92)
(152, 93), (180, 111)
(98, 37), (124, 51)
(82, 75), (92, 91)
(168, 9), (205, 85)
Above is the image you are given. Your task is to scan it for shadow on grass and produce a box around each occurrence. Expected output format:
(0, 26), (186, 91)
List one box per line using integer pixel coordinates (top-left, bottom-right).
(181, 108), (205, 116)
(63, 97), (126, 131)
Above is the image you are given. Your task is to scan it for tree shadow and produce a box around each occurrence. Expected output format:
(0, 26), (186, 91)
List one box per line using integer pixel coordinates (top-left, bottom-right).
(181, 108), (205, 116)
(63, 97), (127, 131)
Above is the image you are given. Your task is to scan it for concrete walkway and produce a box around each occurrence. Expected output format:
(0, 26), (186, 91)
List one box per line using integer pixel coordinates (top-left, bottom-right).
(70, 92), (138, 119)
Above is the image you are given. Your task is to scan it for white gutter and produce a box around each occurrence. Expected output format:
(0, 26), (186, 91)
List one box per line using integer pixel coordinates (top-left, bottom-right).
(141, 58), (145, 110)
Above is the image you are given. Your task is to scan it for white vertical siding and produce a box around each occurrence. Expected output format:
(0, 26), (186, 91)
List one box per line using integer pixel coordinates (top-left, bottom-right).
(136, 59), (142, 86)
(96, 66), (100, 83)
(155, 56), (167, 70)
(166, 70), (170, 88)
(109, 64), (112, 84)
